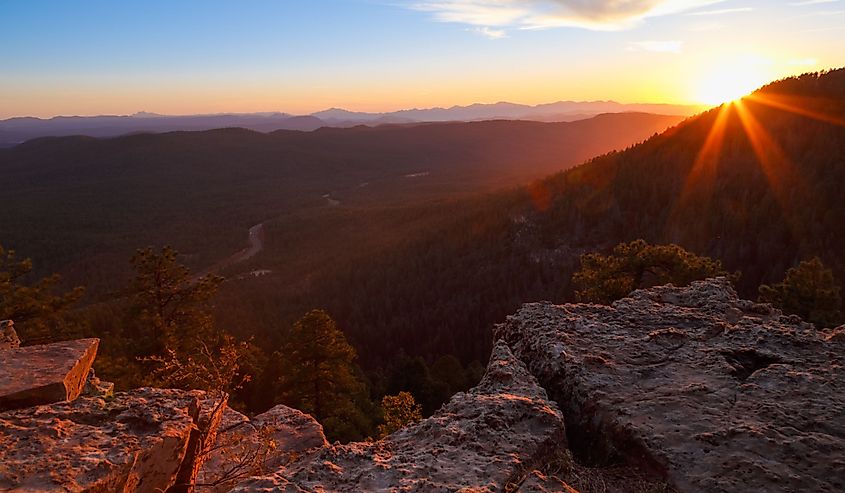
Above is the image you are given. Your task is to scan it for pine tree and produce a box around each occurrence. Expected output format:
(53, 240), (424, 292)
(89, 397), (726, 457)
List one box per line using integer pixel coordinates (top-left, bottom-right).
(573, 239), (735, 304)
(0, 244), (84, 344)
(128, 246), (252, 393)
(129, 246), (222, 355)
(759, 257), (842, 328)
(274, 309), (370, 441)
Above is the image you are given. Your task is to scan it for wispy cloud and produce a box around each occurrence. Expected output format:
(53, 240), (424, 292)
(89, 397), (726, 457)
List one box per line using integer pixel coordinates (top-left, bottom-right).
(795, 7), (845, 16)
(790, 0), (840, 6)
(686, 7), (753, 16)
(628, 40), (684, 53)
(406, 1), (728, 31)
(470, 26), (508, 38)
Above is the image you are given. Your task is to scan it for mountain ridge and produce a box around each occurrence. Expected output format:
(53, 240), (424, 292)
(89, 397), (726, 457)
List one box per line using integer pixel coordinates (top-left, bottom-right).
(0, 100), (703, 147)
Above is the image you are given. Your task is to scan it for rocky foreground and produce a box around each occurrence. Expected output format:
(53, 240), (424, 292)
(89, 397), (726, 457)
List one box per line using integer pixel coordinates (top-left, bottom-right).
(496, 278), (845, 492)
(232, 342), (567, 492)
(1, 278), (844, 492)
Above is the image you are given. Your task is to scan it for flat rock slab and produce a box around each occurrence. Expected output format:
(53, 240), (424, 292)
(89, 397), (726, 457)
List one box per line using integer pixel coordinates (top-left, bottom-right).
(233, 342), (568, 492)
(0, 388), (220, 493)
(0, 338), (99, 411)
(495, 278), (845, 493)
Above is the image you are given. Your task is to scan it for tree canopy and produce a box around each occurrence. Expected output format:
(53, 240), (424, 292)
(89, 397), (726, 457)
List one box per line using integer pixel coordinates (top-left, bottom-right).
(572, 240), (734, 304)
(378, 391), (423, 438)
(274, 309), (371, 441)
(130, 246), (223, 355)
(759, 257), (842, 328)
(0, 244), (83, 344)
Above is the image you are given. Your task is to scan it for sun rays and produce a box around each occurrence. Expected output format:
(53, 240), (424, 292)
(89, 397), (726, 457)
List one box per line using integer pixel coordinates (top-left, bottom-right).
(682, 103), (731, 197)
(733, 99), (805, 213)
(668, 86), (833, 242)
(745, 92), (845, 127)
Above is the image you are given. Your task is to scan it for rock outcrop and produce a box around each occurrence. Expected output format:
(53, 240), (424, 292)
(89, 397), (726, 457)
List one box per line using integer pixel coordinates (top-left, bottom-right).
(495, 278), (845, 493)
(0, 388), (227, 492)
(232, 341), (569, 492)
(4, 279), (843, 492)
(0, 338), (99, 411)
(197, 405), (329, 492)
(0, 320), (19, 350)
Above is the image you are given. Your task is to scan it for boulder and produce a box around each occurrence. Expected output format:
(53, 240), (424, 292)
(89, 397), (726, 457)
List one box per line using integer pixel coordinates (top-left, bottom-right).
(495, 278), (845, 493)
(0, 320), (19, 350)
(196, 405), (329, 492)
(232, 341), (567, 492)
(251, 404), (330, 465)
(0, 387), (227, 493)
(0, 338), (99, 411)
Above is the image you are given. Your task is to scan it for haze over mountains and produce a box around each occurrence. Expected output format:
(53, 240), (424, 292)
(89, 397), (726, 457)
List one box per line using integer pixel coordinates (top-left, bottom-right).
(0, 100), (702, 147)
(0, 111), (684, 294)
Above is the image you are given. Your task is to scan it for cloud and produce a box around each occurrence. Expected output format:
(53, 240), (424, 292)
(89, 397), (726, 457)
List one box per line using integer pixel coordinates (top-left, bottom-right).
(790, 0), (840, 5)
(407, 0), (728, 30)
(628, 40), (683, 53)
(686, 7), (753, 15)
(471, 26), (508, 38)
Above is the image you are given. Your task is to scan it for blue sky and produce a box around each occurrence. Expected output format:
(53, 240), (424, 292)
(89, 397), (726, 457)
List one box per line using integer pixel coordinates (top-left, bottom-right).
(1, 0), (843, 117)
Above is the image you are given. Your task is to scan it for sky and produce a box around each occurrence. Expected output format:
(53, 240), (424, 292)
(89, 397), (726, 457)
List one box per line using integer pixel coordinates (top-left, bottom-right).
(0, 0), (843, 118)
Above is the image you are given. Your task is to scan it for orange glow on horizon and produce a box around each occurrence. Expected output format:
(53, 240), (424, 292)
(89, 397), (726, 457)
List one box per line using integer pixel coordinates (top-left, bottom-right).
(694, 57), (775, 106)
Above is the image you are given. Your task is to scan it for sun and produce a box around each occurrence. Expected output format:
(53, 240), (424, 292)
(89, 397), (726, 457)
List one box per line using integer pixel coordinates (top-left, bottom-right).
(696, 58), (772, 106)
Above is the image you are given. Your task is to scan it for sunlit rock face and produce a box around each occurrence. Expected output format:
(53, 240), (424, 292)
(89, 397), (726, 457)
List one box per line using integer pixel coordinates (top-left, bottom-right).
(232, 341), (568, 492)
(0, 388), (226, 493)
(0, 338), (99, 411)
(197, 404), (329, 493)
(495, 278), (845, 493)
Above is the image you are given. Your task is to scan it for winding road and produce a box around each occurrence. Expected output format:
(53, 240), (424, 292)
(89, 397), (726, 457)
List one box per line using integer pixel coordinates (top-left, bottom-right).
(194, 222), (265, 280)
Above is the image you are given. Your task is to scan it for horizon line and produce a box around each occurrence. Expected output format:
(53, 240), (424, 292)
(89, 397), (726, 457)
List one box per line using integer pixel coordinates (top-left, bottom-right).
(0, 99), (710, 121)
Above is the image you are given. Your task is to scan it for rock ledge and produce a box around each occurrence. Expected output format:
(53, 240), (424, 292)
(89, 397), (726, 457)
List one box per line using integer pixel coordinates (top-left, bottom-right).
(496, 278), (845, 493)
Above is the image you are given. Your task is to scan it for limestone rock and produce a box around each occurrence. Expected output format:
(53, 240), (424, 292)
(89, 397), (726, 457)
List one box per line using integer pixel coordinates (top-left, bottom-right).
(197, 405), (328, 492)
(0, 387), (226, 493)
(0, 320), (19, 350)
(232, 341), (566, 492)
(495, 277), (845, 493)
(0, 338), (99, 411)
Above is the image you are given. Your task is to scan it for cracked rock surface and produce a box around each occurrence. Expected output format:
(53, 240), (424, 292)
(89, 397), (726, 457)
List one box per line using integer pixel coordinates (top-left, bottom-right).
(495, 278), (845, 493)
(0, 388), (224, 493)
(232, 341), (568, 492)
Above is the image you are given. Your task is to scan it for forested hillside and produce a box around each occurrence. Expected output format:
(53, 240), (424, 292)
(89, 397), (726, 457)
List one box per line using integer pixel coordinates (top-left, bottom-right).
(3, 70), (844, 427)
(258, 69), (845, 369)
(0, 112), (681, 296)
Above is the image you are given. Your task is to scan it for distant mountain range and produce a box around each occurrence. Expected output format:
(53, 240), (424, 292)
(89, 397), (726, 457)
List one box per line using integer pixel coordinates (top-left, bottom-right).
(0, 100), (704, 147)
(312, 100), (703, 125)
